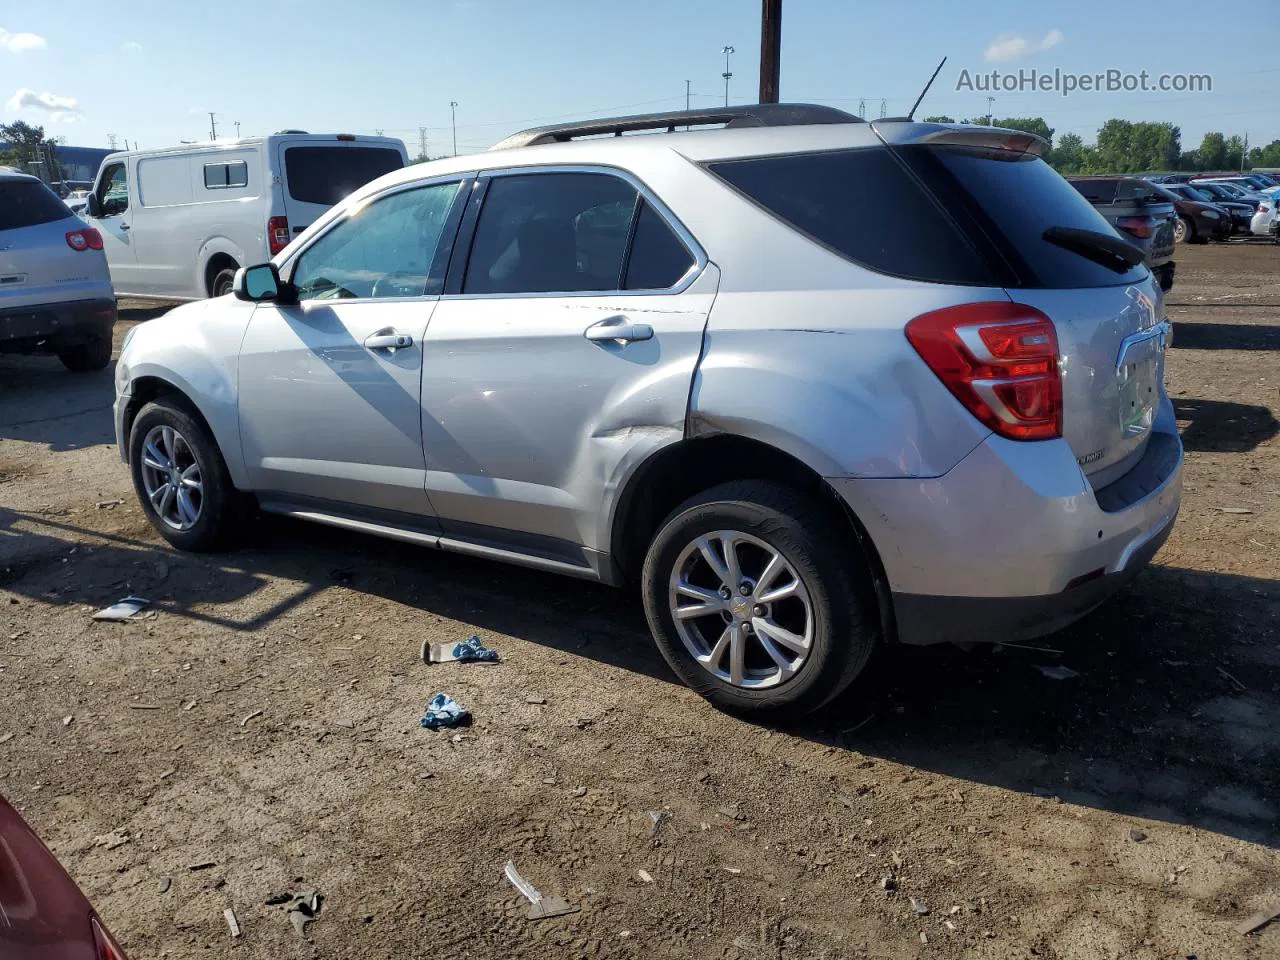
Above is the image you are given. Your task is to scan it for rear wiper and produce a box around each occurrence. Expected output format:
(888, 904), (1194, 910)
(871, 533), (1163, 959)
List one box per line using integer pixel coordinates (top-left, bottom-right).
(1042, 226), (1144, 274)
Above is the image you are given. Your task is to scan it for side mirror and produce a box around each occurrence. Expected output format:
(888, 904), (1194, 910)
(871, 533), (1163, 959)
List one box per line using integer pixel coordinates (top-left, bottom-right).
(233, 263), (295, 303)
(86, 194), (102, 218)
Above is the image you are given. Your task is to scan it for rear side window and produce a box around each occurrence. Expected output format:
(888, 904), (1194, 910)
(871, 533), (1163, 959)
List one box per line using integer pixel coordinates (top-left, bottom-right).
(625, 201), (696, 289)
(284, 147), (404, 206)
(1070, 179), (1119, 203)
(204, 160), (248, 189)
(905, 146), (1147, 289)
(0, 179), (70, 230)
(707, 148), (997, 285)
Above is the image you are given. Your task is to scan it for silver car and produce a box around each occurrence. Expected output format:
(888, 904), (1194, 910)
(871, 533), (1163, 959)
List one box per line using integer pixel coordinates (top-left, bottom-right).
(1, 170), (116, 371)
(113, 106), (1182, 715)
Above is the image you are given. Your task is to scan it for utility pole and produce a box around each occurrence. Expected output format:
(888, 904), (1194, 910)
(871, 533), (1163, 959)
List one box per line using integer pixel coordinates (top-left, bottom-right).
(985, 96), (995, 125)
(418, 126), (429, 161)
(721, 45), (735, 107)
(879, 99), (887, 119)
(685, 80), (691, 113)
(858, 98), (865, 117)
(234, 121), (241, 139)
(450, 101), (458, 157)
(759, 0), (781, 104)
(208, 112), (218, 140)
(1242, 131), (1248, 171)
(106, 133), (118, 150)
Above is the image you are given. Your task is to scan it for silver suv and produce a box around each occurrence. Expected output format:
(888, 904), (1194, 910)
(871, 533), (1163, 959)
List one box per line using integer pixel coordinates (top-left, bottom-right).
(113, 106), (1182, 715)
(1, 170), (116, 371)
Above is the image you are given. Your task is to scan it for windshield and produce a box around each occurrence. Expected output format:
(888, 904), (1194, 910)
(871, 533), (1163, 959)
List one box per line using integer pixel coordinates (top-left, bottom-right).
(283, 146), (405, 206)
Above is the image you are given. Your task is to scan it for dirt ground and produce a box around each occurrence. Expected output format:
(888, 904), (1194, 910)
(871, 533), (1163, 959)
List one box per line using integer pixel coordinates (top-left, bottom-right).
(1, 241), (1277, 959)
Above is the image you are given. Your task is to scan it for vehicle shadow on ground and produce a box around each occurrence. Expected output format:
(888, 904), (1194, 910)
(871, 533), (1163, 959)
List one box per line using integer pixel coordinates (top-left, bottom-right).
(0, 356), (116, 453)
(3, 507), (1277, 850)
(1170, 320), (1280, 351)
(1174, 397), (1279, 453)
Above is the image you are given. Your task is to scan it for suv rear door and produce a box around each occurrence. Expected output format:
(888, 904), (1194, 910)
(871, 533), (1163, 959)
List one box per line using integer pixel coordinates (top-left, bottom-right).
(276, 139), (406, 241)
(419, 168), (717, 563)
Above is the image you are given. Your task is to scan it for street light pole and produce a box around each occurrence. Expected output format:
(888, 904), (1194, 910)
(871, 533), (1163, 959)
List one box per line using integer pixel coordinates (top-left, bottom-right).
(450, 101), (458, 157)
(721, 45), (735, 107)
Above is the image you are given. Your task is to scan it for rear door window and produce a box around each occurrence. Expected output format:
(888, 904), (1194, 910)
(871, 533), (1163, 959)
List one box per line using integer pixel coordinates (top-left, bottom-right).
(0, 179), (71, 230)
(707, 148), (997, 285)
(902, 146), (1147, 289)
(283, 146), (404, 206)
(624, 200), (696, 289)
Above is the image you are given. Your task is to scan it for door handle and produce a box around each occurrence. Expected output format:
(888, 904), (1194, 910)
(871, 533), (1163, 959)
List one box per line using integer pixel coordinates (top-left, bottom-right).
(584, 316), (653, 343)
(364, 332), (413, 351)
(118, 223), (130, 231)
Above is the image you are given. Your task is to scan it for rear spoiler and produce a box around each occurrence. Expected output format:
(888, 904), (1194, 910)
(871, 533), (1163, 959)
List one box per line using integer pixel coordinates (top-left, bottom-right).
(871, 122), (1048, 158)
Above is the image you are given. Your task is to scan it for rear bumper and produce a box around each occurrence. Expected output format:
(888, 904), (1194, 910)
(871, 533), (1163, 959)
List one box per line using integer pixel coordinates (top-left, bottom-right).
(831, 401), (1183, 646)
(0, 298), (116, 354)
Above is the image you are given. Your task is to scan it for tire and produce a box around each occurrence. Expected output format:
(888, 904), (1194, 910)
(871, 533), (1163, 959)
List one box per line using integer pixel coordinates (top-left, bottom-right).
(641, 480), (877, 717)
(128, 398), (244, 551)
(1173, 216), (1192, 244)
(211, 266), (237, 298)
(58, 334), (112, 372)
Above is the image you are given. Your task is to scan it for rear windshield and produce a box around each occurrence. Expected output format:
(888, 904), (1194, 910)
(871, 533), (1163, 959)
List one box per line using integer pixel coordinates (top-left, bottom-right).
(0, 179), (71, 231)
(707, 148), (998, 285)
(900, 146), (1149, 289)
(283, 146), (404, 206)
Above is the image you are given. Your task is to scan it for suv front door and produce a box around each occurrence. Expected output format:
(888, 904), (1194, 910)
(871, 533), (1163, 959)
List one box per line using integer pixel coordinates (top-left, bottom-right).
(237, 177), (465, 519)
(420, 169), (719, 569)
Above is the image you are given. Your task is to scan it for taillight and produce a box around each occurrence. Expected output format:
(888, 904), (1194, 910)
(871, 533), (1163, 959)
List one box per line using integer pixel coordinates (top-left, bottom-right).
(66, 227), (104, 251)
(1261, 203), (1272, 214)
(267, 216), (290, 255)
(1116, 215), (1155, 239)
(92, 916), (129, 960)
(905, 302), (1062, 441)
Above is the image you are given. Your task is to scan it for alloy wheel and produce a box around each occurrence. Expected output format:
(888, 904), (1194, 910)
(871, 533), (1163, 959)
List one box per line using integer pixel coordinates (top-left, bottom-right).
(667, 530), (813, 689)
(139, 425), (203, 531)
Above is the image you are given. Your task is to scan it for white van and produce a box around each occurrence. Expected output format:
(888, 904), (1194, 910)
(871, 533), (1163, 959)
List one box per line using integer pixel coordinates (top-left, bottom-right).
(84, 133), (409, 299)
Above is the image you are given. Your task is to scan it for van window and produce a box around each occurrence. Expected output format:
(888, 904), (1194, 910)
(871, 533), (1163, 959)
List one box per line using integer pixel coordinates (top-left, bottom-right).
(138, 155), (194, 207)
(204, 160), (249, 189)
(283, 146), (403, 206)
(97, 163), (129, 216)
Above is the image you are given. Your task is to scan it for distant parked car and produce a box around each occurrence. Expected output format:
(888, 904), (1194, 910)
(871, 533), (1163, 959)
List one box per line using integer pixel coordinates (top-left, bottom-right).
(0, 170), (117, 371)
(1192, 178), (1267, 203)
(0, 793), (131, 958)
(1162, 183), (1249, 238)
(81, 133), (409, 300)
(1146, 182), (1231, 243)
(1250, 198), (1278, 239)
(1067, 176), (1177, 289)
(112, 106), (1183, 716)
(1190, 180), (1260, 210)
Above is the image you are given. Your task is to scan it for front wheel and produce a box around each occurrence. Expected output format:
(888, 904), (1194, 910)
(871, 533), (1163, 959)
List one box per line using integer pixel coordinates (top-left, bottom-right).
(1173, 216), (1192, 244)
(641, 481), (877, 716)
(129, 398), (244, 551)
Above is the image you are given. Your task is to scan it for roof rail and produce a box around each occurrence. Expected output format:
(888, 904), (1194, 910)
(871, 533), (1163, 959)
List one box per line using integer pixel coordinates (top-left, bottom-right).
(490, 103), (862, 151)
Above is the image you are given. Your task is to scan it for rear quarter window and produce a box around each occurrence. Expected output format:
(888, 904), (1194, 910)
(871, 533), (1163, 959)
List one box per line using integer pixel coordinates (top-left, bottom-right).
(706, 148), (998, 286)
(0, 179), (71, 230)
(284, 146), (404, 206)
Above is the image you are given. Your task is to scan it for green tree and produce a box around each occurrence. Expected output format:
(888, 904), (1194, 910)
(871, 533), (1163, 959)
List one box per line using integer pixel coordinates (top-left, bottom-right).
(921, 115), (955, 123)
(1047, 132), (1087, 173)
(1095, 119), (1136, 171)
(1247, 140), (1280, 169)
(991, 117), (1054, 148)
(1224, 135), (1245, 172)
(1197, 132), (1227, 170)
(0, 120), (47, 166)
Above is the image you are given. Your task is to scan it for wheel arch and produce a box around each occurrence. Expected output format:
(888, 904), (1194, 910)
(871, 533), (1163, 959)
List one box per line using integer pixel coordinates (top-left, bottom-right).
(608, 432), (895, 641)
(122, 373), (246, 489)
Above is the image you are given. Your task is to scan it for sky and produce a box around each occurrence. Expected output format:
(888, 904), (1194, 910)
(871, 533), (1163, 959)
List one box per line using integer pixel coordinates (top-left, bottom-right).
(2, 0), (1276, 155)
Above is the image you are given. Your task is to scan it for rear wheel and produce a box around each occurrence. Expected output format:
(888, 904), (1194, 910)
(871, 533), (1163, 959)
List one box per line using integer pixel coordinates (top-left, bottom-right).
(1173, 216), (1192, 244)
(211, 266), (237, 298)
(641, 480), (877, 716)
(129, 398), (244, 551)
(58, 334), (112, 372)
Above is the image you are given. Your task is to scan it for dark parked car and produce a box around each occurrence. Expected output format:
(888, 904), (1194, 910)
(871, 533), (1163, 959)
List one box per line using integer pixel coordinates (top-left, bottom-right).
(1146, 182), (1232, 242)
(1160, 183), (1254, 234)
(1067, 176), (1177, 290)
(0, 793), (130, 959)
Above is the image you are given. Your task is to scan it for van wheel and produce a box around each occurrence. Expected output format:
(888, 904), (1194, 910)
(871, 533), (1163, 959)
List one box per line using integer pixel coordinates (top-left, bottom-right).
(129, 398), (244, 551)
(211, 267), (237, 298)
(58, 334), (112, 372)
(641, 480), (877, 717)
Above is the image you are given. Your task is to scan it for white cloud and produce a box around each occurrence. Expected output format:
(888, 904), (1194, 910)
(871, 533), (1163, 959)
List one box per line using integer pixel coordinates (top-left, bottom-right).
(121, 40), (143, 53)
(0, 27), (47, 53)
(983, 29), (1063, 63)
(6, 87), (83, 122)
